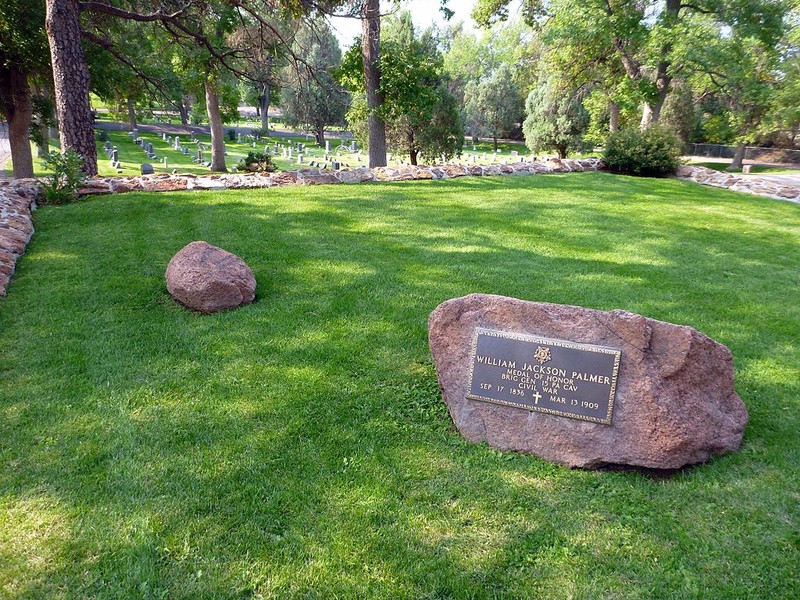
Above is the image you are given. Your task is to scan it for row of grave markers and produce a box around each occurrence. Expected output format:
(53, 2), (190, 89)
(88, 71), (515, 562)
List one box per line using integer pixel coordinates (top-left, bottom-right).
(120, 129), (531, 175)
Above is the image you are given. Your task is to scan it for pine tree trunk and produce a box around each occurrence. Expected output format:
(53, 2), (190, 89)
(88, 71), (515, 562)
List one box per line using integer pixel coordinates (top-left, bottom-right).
(0, 66), (35, 178)
(493, 135), (498, 152)
(205, 79), (227, 172)
(45, 0), (98, 176)
(316, 123), (325, 147)
(361, 0), (386, 168)
(127, 97), (137, 130)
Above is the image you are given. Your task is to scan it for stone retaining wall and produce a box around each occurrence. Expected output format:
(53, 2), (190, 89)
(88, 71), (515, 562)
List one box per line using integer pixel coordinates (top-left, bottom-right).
(676, 164), (800, 203)
(0, 179), (39, 295)
(75, 157), (603, 196)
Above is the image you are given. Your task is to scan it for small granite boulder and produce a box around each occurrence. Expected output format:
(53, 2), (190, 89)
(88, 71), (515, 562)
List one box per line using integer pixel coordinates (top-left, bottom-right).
(165, 241), (256, 314)
(428, 294), (748, 470)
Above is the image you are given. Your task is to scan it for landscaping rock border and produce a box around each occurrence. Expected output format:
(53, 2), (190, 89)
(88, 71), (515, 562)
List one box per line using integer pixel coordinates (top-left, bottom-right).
(676, 164), (800, 203)
(73, 157), (603, 197)
(0, 178), (40, 295)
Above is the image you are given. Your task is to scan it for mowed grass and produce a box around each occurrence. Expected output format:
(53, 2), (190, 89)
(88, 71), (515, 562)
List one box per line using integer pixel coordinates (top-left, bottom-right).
(25, 130), (359, 178)
(1, 172), (799, 598)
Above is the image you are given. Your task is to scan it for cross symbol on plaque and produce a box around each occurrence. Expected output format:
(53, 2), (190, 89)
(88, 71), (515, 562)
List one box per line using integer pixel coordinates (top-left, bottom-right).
(532, 390), (542, 404)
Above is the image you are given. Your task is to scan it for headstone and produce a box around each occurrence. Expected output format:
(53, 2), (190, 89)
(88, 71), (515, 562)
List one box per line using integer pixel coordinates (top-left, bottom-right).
(182, 147), (189, 155)
(482, 153), (487, 161)
(197, 149), (203, 162)
(511, 151), (518, 156)
(165, 241), (256, 314)
(325, 140), (331, 153)
(428, 294), (748, 470)
(238, 133), (243, 143)
(104, 141), (112, 151)
(162, 132), (167, 141)
(332, 161), (340, 170)
(163, 157), (168, 168)
(297, 154), (303, 164)
(141, 163), (154, 175)
(111, 149), (118, 163)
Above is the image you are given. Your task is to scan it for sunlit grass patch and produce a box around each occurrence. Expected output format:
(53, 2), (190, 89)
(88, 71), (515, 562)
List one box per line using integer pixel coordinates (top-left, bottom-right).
(1, 172), (798, 598)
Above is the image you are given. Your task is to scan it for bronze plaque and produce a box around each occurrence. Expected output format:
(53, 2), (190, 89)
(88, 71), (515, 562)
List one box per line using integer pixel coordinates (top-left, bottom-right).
(466, 328), (621, 424)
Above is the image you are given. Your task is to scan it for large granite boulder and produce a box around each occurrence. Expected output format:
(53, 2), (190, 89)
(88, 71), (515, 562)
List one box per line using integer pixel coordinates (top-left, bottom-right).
(165, 241), (256, 314)
(428, 294), (748, 470)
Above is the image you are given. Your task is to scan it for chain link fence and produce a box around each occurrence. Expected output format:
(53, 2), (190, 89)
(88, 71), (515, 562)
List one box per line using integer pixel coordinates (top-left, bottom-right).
(689, 143), (800, 163)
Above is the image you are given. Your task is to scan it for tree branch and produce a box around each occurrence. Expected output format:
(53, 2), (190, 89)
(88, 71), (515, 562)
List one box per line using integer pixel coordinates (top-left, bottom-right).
(79, 2), (190, 21)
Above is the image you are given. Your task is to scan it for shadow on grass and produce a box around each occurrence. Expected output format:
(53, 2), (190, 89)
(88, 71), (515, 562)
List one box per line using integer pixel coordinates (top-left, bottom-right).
(1, 172), (798, 597)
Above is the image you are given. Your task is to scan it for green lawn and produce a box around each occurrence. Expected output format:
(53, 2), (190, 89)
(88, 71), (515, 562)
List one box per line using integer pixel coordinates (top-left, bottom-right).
(686, 160), (800, 175)
(1, 173), (798, 598)
(24, 130), (363, 178)
(749, 165), (800, 174)
(17, 130), (569, 180)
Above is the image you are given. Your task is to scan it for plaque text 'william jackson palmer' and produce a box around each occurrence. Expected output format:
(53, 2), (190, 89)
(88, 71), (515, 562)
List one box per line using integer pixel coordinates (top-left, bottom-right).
(466, 328), (621, 424)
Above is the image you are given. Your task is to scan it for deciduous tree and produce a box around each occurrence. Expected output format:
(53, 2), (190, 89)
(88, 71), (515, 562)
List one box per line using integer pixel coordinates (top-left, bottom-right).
(340, 12), (462, 164)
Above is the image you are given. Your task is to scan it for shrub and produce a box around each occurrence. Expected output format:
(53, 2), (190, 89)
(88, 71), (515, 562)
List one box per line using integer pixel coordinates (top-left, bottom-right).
(39, 150), (87, 204)
(250, 128), (269, 141)
(603, 126), (683, 177)
(227, 129), (236, 141)
(239, 151), (276, 173)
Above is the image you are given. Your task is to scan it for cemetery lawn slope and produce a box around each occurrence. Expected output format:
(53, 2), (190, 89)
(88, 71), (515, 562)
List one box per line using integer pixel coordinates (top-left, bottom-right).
(1, 172), (798, 598)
